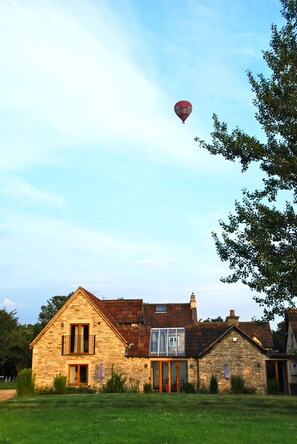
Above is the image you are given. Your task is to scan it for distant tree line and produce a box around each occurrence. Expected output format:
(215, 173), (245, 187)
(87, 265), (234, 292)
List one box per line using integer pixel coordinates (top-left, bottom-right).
(0, 293), (72, 378)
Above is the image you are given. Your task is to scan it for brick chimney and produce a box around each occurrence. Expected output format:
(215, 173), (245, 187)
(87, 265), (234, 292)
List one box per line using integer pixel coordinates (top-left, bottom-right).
(190, 292), (197, 323)
(226, 309), (239, 326)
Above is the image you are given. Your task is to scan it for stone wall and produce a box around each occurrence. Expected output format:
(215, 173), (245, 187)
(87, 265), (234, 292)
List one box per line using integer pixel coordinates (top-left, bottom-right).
(32, 291), (151, 390)
(198, 330), (268, 394)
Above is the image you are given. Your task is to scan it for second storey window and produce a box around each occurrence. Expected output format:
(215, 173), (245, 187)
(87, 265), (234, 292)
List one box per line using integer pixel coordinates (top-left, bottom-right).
(70, 324), (89, 354)
(150, 328), (185, 356)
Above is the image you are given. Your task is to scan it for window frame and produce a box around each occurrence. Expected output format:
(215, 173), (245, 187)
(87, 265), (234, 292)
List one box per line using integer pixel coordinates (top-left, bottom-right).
(69, 323), (90, 354)
(68, 364), (88, 386)
(150, 328), (185, 356)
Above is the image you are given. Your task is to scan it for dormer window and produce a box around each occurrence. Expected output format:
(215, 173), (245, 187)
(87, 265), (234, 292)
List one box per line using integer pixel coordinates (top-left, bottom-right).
(156, 305), (167, 313)
(150, 328), (185, 356)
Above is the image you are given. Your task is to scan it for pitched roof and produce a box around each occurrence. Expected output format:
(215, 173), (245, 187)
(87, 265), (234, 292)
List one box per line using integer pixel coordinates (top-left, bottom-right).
(238, 322), (273, 348)
(30, 286), (273, 358)
(101, 299), (144, 325)
(119, 325), (151, 357)
(186, 323), (270, 357)
(143, 303), (194, 328)
(30, 287), (129, 348)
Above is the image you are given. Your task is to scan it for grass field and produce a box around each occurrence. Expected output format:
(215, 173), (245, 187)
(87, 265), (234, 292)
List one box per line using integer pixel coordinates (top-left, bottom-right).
(0, 381), (17, 390)
(0, 393), (296, 443)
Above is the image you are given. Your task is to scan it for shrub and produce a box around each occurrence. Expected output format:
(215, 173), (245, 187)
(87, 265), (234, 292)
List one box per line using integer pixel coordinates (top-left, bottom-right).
(34, 386), (54, 395)
(243, 385), (257, 394)
(17, 368), (35, 396)
(209, 375), (218, 394)
(126, 378), (140, 393)
(231, 375), (245, 394)
(143, 383), (152, 393)
(183, 382), (196, 393)
(53, 374), (67, 394)
(101, 367), (126, 393)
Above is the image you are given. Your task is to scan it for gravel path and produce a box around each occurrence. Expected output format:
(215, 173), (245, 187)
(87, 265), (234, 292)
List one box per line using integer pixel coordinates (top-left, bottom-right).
(0, 390), (17, 401)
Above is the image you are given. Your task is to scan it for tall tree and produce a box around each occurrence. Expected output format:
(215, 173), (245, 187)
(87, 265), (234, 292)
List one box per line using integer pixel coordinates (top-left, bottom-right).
(0, 309), (19, 368)
(195, 0), (297, 320)
(0, 309), (34, 376)
(33, 292), (74, 337)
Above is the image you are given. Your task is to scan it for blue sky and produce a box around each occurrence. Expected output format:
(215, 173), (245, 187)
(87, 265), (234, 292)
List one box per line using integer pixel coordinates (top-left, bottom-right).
(0, 0), (284, 326)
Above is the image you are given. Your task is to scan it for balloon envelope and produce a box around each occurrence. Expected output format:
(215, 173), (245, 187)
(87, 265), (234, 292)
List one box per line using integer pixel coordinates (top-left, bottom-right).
(174, 100), (192, 123)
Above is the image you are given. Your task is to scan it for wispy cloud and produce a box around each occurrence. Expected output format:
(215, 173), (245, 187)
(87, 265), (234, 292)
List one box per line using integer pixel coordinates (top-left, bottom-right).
(0, 176), (65, 209)
(0, 0), (232, 173)
(2, 298), (16, 307)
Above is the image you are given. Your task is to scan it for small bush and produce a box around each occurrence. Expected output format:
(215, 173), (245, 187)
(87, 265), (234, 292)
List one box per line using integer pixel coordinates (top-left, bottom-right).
(209, 375), (218, 394)
(196, 384), (208, 394)
(17, 368), (35, 396)
(243, 385), (257, 394)
(183, 382), (196, 393)
(53, 374), (67, 394)
(34, 386), (54, 395)
(101, 367), (127, 393)
(126, 378), (140, 393)
(231, 375), (245, 394)
(143, 383), (152, 393)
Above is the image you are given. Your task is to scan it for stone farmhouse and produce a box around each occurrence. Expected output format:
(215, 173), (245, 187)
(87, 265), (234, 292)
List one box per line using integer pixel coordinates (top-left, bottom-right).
(30, 286), (289, 394)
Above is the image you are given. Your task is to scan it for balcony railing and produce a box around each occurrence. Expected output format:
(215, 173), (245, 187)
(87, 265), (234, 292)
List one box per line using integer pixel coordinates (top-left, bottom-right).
(62, 335), (96, 355)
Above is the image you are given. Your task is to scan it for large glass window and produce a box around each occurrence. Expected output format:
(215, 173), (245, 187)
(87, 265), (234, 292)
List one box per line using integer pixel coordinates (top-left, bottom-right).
(150, 328), (185, 356)
(70, 324), (89, 354)
(69, 364), (88, 385)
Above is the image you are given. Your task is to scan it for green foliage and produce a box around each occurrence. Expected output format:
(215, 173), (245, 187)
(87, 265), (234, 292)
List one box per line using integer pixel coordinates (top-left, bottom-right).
(288, 348), (297, 363)
(0, 309), (34, 377)
(272, 320), (286, 352)
(209, 375), (218, 394)
(195, 0), (297, 320)
(101, 367), (127, 393)
(203, 316), (224, 322)
(0, 309), (19, 367)
(231, 375), (245, 394)
(243, 385), (257, 395)
(53, 374), (67, 394)
(183, 382), (196, 393)
(0, 381), (17, 390)
(126, 378), (140, 393)
(143, 383), (152, 393)
(17, 368), (35, 396)
(35, 293), (73, 334)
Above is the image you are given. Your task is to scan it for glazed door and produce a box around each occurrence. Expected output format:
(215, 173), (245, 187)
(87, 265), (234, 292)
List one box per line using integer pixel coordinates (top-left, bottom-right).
(151, 361), (187, 392)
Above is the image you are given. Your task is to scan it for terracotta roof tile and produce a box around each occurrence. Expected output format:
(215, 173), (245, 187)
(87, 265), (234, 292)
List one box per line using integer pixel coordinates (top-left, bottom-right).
(79, 288), (273, 357)
(119, 325), (151, 357)
(143, 303), (194, 328)
(238, 322), (273, 348)
(101, 299), (144, 325)
(185, 321), (273, 356)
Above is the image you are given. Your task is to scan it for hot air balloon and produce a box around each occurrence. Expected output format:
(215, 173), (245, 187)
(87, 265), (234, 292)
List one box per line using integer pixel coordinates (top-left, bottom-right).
(174, 100), (192, 123)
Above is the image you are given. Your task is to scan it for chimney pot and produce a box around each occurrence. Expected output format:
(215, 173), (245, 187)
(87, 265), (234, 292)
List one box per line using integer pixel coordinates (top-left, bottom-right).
(190, 292), (197, 323)
(227, 309), (239, 326)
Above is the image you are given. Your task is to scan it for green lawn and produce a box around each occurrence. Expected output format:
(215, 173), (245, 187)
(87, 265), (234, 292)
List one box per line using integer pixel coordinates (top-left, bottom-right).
(0, 381), (17, 390)
(0, 393), (296, 443)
